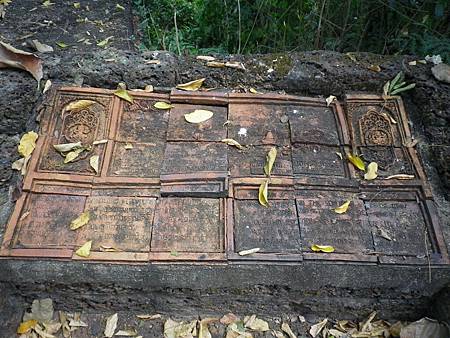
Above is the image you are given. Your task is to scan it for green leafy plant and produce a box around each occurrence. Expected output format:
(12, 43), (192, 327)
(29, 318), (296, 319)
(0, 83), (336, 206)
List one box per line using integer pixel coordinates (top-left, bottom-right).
(383, 72), (416, 96)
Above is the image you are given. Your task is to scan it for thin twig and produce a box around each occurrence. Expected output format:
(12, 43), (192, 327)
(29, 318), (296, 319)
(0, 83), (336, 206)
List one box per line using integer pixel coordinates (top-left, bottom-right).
(424, 228), (432, 283)
(315, 0), (327, 49)
(174, 10), (181, 56)
(237, 0), (241, 54)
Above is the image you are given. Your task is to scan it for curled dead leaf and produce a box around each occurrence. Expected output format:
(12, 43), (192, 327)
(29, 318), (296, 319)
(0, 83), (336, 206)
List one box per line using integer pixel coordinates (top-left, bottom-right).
(347, 153), (365, 171)
(75, 240), (92, 258)
(64, 147), (85, 164)
(364, 162), (378, 180)
(70, 211), (90, 230)
(225, 61), (245, 70)
(334, 200), (351, 214)
(18, 131), (38, 158)
(43, 79), (52, 93)
(53, 142), (82, 153)
(385, 174), (414, 180)
(309, 318), (328, 337)
(264, 147), (277, 176)
(221, 138), (245, 150)
(311, 245), (335, 253)
(137, 314), (162, 320)
(30, 39), (54, 53)
(238, 248), (260, 256)
(196, 55), (216, 61)
(258, 179), (269, 207)
(184, 109), (213, 123)
(206, 61), (225, 68)
(0, 41), (43, 83)
(154, 101), (174, 109)
(176, 78), (205, 91)
(326, 95), (336, 106)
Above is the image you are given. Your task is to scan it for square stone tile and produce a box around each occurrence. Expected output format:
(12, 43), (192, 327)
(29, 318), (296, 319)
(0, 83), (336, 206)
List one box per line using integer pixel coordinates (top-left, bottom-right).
(234, 199), (301, 253)
(151, 197), (223, 252)
(292, 144), (346, 177)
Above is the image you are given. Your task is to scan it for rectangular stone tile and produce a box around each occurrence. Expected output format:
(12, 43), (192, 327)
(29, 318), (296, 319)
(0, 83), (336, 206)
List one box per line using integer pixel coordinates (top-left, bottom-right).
(13, 193), (86, 249)
(151, 197), (224, 253)
(292, 144), (347, 177)
(76, 196), (156, 252)
(288, 106), (341, 145)
(107, 141), (165, 178)
(296, 190), (373, 254)
(229, 145), (293, 177)
(233, 199), (301, 253)
(167, 104), (227, 141)
(116, 98), (169, 143)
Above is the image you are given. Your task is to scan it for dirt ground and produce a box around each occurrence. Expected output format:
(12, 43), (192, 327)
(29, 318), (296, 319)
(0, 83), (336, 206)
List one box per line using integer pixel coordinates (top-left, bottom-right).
(0, 0), (450, 336)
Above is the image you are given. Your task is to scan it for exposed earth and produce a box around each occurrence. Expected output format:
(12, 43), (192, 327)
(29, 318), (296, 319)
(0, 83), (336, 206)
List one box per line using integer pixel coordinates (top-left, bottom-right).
(0, 1), (449, 337)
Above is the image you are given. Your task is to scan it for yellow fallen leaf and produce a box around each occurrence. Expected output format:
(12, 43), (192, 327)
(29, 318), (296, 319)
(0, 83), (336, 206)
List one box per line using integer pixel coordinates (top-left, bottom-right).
(334, 200), (351, 214)
(144, 84), (154, 92)
(238, 248), (260, 256)
(347, 153), (365, 171)
(364, 162), (378, 180)
(258, 179), (269, 207)
(263, 147), (277, 176)
(53, 142), (82, 153)
(90, 155), (99, 173)
(116, 3), (125, 10)
(114, 88), (134, 103)
(56, 41), (69, 48)
(281, 322), (296, 338)
(184, 109), (213, 123)
(385, 174), (414, 180)
(206, 61), (225, 68)
(176, 78), (205, 91)
(221, 138), (245, 150)
(326, 95), (336, 106)
(124, 143), (133, 149)
(18, 131), (38, 157)
(311, 245), (335, 253)
(154, 101), (173, 109)
(249, 88), (259, 94)
(65, 100), (95, 112)
(64, 147), (85, 163)
(75, 240), (92, 258)
(70, 211), (90, 230)
(17, 319), (37, 334)
(97, 36), (113, 47)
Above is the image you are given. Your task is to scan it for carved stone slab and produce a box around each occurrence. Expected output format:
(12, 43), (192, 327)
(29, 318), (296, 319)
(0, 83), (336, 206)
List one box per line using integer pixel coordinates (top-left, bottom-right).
(0, 88), (446, 266)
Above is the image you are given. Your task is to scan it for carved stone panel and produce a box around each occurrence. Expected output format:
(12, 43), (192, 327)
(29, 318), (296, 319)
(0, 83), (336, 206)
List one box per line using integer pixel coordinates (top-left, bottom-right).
(292, 144), (346, 177)
(296, 190), (373, 253)
(76, 196), (156, 252)
(358, 146), (414, 176)
(229, 145), (293, 177)
(227, 104), (291, 146)
(234, 199), (301, 253)
(14, 193), (86, 249)
(108, 141), (165, 178)
(288, 106), (341, 145)
(365, 200), (428, 256)
(116, 99), (169, 143)
(151, 197), (223, 252)
(167, 104), (228, 141)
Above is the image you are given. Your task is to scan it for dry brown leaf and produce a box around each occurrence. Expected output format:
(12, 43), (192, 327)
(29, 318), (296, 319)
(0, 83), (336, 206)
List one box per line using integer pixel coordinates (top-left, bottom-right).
(311, 245), (335, 253)
(309, 318), (328, 337)
(334, 200), (351, 214)
(206, 61), (225, 68)
(220, 313), (239, 325)
(89, 155), (99, 173)
(196, 55), (216, 61)
(18, 131), (38, 158)
(184, 109), (213, 123)
(281, 322), (296, 338)
(238, 248), (260, 256)
(364, 162), (378, 180)
(176, 78), (205, 91)
(30, 39), (53, 53)
(104, 313), (118, 338)
(0, 41), (43, 82)
(221, 138), (245, 150)
(75, 240), (92, 258)
(70, 211), (90, 230)
(258, 179), (269, 207)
